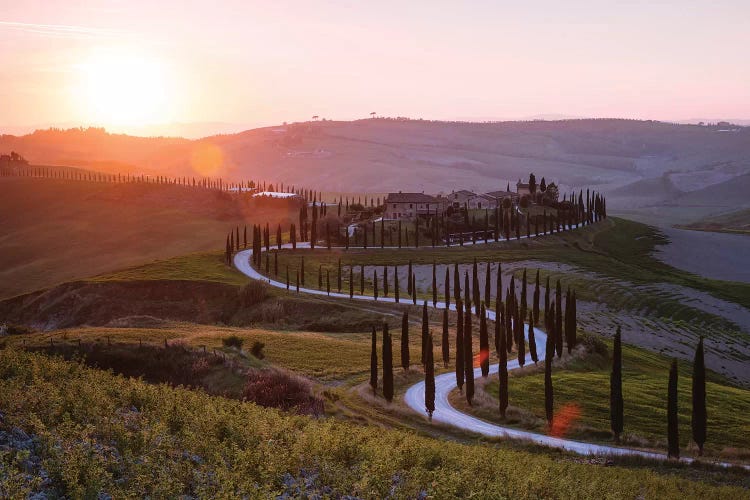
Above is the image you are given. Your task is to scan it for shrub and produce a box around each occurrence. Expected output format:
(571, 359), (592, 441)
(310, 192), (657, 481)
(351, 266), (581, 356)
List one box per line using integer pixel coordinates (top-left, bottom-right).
(250, 341), (265, 360)
(222, 335), (244, 349)
(242, 368), (324, 415)
(238, 281), (268, 307)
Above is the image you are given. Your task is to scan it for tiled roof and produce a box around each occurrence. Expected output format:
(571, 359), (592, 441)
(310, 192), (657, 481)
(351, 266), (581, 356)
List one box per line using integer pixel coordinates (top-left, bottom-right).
(385, 192), (438, 203)
(484, 190), (519, 199)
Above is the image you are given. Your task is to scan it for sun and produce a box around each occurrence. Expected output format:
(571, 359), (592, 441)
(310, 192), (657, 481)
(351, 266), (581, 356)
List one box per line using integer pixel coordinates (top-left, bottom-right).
(76, 49), (171, 127)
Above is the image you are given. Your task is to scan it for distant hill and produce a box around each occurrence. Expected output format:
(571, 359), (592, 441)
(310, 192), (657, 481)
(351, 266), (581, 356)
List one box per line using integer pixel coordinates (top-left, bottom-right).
(3, 119), (750, 220)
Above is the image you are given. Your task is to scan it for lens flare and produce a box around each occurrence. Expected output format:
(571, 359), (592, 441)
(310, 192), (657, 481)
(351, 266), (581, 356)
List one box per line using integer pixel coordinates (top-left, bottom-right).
(474, 349), (489, 368)
(549, 403), (582, 438)
(190, 143), (224, 176)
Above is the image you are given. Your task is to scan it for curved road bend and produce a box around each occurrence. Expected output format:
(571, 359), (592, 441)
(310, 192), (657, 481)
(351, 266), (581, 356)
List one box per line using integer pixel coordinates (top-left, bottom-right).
(233, 228), (746, 468)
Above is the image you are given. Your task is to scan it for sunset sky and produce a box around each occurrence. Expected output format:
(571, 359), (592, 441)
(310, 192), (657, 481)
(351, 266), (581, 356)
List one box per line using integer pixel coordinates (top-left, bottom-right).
(1, 1), (749, 137)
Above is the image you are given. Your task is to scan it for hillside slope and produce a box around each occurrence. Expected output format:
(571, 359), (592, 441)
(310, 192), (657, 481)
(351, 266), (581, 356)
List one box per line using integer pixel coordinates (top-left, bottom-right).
(0, 178), (293, 298)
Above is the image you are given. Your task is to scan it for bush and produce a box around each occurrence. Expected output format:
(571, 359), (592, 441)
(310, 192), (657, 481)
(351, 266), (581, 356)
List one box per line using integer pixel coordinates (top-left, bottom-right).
(242, 368), (323, 415)
(519, 195), (530, 208)
(222, 335), (244, 349)
(238, 282), (268, 308)
(250, 341), (265, 359)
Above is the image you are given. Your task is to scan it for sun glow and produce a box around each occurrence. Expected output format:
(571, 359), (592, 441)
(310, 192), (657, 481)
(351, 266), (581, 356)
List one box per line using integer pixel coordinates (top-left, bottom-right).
(75, 49), (172, 127)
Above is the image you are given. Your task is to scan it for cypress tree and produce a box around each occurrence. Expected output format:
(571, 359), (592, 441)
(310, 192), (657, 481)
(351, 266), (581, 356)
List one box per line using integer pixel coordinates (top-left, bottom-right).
(498, 314), (508, 418)
(520, 268), (528, 329)
(692, 337), (707, 456)
(444, 266), (451, 309)
(668, 359), (680, 459)
(394, 266), (400, 303)
(243, 226), (247, 248)
(544, 333), (554, 426)
(425, 332), (435, 421)
(383, 265), (389, 296)
(528, 310), (538, 364)
(398, 220), (402, 248)
(421, 301), (428, 364)
(373, 269), (378, 300)
(360, 264), (365, 294)
(611, 326), (624, 443)
(349, 266), (354, 299)
(401, 311), (410, 370)
(571, 290), (577, 350)
(412, 273), (417, 305)
(472, 259), (480, 316)
(383, 324), (393, 402)
(544, 275), (551, 317)
(533, 270), (540, 326)
(464, 305), (474, 405)
(516, 300), (525, 368)
(442, 308), (449, 366)
(455, 299), (465, 392)
(432, 262), (437, 306)
(277, 224), (282, 250)
(496, 262), (502, 304)
(338, 259), (342, 292)
(555, 279), (563, 358)
(370, 327), (378, 394)
(495, 292), (503, 355)
(381, 219), (385, 248)
(484, 262), (491, 307)
(407, 260), (413, 295)
(274, 252), (278, 275)
(453, 263), (460, 304)
(479, 303), (489, 377)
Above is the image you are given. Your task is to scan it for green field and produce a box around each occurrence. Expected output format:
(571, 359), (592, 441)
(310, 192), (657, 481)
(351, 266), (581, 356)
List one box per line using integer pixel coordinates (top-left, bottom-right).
(1, 348), (747, 498)
(481, 341), (750, 458)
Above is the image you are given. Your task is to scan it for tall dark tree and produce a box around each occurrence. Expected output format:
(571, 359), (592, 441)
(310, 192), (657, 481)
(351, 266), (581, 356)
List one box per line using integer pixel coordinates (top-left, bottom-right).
(565, 288), (573, 353)
(516, 300), (525, 368)
(498, 311), (508, 418)
(442, 308), (450, 366)
(611, 326), (624, 443)
(668, 359), (680, 459)
(520, 268), (528, 330)
(472, 259), (480, 316)
(453, 263), (460, 304)
(373, 269), (379, 300)
(274, 251), (278, 275)
(276, 224), (282, 250)
(692, 337), (707, 456)
(544, 275), (551, 317)
(555, 279), (563, 358)
(383, 265), (389, 296)
(479, 303), (489, 377)
(425, 333), (435, 421)
(484, 262), (491, 307)
(349, 266), (354, 299)
(421, 301), (429, 364)
(412, 273), (417, 305)
(370, 326), (378, 394)
(444, 266), (451, 309)
(455, 299), (465, 393)
(401, 311), (410, 370)
(544, 333), (554, 426)
(533, 269), (541, 326)
(394, 266), (400, 303)
(496, 262), (503, 304)
(464, 307), (475, 405)
(360, 264), (365, 295)
(407, 260), (413, 295)
(338, 259), (342, 292)
(528, 310), (538, 364)
(383, 323), (393, 402)
(570, 290), (577, 351)
(432, 262), (438, 306)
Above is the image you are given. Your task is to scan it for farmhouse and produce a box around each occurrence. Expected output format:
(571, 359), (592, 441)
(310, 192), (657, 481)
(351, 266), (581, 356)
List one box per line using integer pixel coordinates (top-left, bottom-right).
(447, 190), (495, 210)
(483, 189), (519, 207)
(384, 192), (443, 220)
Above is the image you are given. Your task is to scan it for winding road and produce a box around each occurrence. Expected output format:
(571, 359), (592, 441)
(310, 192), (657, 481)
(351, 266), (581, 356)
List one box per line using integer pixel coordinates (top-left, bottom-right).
(233, 226), (743, 468)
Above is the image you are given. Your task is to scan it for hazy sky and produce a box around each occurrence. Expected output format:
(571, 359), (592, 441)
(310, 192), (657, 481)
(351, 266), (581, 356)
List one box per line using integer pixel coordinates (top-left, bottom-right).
(1, 0), (749, 136)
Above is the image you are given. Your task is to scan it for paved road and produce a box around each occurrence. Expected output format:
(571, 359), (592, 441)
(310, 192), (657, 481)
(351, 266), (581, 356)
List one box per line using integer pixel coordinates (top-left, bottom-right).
(233, 227), (745, 468)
